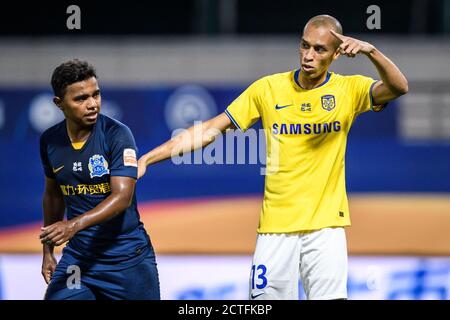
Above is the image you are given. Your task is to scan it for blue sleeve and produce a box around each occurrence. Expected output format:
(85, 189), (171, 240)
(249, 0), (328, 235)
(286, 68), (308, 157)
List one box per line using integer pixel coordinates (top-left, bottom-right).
(107, 124), (138, 179)
(39, 134), (55, 179)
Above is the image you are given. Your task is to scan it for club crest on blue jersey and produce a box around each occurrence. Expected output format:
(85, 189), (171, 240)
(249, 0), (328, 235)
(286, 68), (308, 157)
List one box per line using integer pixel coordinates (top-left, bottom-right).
(88, 154), (110, 178)
(321, 95), (336, 111)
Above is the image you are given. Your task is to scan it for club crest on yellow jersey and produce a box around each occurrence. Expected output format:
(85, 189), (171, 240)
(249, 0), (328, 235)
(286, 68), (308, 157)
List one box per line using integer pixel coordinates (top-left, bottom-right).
(321, 95), (336, 111)
(88, 154), (109, 178)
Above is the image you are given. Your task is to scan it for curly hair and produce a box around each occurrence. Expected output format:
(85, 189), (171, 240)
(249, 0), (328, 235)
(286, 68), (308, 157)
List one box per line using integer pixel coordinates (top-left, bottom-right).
(51, 59), (97, 98)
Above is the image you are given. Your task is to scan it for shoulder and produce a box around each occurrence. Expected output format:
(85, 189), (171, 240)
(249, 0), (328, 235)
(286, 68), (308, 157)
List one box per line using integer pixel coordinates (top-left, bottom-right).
(98, 115), (136, 149)
(40, 120), (66, 145)
(261, 71), (292, 84)
(330, 72), (374, 85)
(247, 71), (291, 91)
(99, 114), (133, 137)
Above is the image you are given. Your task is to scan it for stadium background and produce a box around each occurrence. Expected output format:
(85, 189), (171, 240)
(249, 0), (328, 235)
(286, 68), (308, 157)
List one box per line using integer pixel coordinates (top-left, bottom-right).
(0, 0), (449, 299)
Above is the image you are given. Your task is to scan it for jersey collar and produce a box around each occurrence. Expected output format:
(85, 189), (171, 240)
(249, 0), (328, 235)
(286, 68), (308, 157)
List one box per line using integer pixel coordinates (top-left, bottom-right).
(292, 69), (332, 91)
(64, 114), (100, 152)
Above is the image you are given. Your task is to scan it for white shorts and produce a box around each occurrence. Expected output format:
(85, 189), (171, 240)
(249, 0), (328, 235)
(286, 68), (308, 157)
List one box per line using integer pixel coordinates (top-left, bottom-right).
(249, 227), (348, 300)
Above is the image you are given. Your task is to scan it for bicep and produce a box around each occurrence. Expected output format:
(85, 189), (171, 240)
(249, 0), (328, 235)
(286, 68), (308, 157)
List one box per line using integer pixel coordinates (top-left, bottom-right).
(43, 177), (65, 221)
(44, 177), (63, 200)
(110, 176), (136, 199)
(371, 80), (397, 106)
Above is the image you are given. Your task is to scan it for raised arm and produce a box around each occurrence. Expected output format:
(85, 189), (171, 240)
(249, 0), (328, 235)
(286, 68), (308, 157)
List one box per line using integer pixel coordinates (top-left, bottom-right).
(330, 30), (408, 106)
(137, 112), (233, 179)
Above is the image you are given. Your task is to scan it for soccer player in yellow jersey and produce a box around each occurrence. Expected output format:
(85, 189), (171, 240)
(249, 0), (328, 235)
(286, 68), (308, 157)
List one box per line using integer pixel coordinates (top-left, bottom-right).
(137, 15), (408, 299)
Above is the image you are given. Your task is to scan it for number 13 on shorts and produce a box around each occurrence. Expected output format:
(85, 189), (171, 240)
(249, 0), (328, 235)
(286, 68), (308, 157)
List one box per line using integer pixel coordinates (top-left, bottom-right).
(251, 264), (268, 289)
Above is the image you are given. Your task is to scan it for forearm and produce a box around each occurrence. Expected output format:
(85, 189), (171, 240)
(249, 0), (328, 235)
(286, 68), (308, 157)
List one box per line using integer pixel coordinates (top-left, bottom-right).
(70, 192), (131, 232)
(366, 47), (408, 94)
(141, 140), (177, 167)
(142, 121), (221, 166)
(42, 194), (65, 254)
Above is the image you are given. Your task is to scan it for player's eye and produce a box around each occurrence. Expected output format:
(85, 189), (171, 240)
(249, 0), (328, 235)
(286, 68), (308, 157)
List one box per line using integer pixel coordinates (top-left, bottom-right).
(315, 46), (325, 53)
(301, 42), (309, 49)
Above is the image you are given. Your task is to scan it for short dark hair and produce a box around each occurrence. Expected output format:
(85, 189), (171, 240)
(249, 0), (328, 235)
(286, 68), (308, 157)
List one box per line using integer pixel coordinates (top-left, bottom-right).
(51, 59), (97, 98)
(304, 14), (343, 35)
(303, 14), (343, 49)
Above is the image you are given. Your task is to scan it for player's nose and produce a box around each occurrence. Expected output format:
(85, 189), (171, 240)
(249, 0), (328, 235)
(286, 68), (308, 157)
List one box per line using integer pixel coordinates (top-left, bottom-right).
(303, 48), (314, 61)
(87, 96), (98, 109)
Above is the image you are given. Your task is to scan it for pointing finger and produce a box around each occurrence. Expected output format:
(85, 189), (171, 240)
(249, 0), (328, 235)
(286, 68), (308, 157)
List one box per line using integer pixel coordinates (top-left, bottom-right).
(340, 41), (351, 51)
(345, 43), (358, 55)
(330, 29), (345, 42)
(350, 44), (361, 55)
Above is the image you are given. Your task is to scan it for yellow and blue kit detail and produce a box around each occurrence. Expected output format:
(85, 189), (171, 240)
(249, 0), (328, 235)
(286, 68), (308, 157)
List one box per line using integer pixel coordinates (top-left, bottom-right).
(225, 69), (379, 233)
(40, 114), (154, 270)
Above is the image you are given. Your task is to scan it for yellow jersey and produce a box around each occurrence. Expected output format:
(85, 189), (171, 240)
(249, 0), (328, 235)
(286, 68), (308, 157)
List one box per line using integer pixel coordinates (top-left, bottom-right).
(225, 69), (379, 233)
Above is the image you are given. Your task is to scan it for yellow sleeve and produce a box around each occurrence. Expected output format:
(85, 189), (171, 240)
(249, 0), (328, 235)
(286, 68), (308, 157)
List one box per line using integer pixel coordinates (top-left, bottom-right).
(348, 75), (379, 116)
(225, 78), (266, 131)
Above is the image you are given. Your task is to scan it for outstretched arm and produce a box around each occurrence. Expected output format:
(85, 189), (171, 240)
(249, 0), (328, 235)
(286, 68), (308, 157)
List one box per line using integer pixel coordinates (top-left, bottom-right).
(138, 112), (233, 179)
(330, 30), (408, 106)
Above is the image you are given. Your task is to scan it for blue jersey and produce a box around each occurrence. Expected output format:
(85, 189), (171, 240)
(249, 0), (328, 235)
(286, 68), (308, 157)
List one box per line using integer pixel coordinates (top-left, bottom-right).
(40, 114), (152, 270)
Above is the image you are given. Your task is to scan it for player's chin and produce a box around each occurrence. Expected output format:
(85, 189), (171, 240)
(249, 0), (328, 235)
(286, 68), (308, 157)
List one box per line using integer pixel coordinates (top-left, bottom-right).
(302, 68), (319, 77)
(84, 111), (99, 121)
(82, 116), (98, 127)
(301, 65), (315, 73)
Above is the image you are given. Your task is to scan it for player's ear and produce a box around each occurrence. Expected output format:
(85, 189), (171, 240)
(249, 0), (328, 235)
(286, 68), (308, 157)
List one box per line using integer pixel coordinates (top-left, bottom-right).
(53, 96), (63, 110)
(333, 48), (341, 61)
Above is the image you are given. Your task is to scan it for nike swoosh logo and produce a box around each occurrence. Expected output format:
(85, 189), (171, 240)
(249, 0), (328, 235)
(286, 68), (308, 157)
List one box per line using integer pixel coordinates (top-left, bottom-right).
(52, 165), (64, 174)
(251, 292), (264, 299)
(275, 104), (292, 110)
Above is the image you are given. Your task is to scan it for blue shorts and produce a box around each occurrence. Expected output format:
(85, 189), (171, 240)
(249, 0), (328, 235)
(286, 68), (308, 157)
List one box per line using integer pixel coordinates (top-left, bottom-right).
(44, 252), (160, 300)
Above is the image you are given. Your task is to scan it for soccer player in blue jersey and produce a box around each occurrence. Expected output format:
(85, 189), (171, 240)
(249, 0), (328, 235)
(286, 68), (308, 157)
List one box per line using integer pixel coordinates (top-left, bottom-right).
(137, 15), (408, 300)
(39, 59), (160, 300)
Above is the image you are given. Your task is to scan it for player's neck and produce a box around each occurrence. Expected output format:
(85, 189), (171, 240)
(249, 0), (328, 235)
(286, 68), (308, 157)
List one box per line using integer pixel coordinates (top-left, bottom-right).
(66, 119), (93, 143)
(298, 70), (329, 89)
